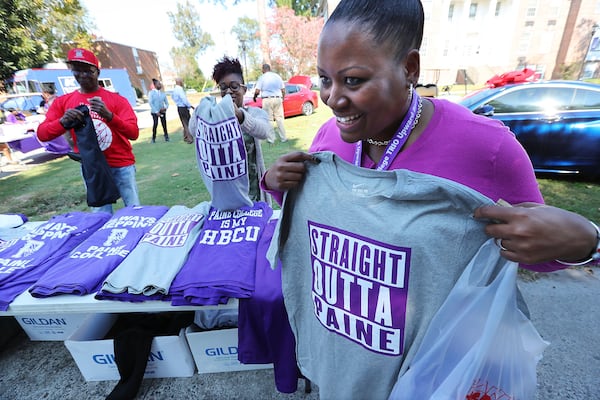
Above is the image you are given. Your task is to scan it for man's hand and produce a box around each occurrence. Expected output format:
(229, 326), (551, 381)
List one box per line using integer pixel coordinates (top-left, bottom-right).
(89, 97), (113, 121)
(59, 107), (85, 128)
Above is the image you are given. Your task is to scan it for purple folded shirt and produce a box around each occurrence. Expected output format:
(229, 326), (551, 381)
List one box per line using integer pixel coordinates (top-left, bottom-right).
(29, 206), (169, 298)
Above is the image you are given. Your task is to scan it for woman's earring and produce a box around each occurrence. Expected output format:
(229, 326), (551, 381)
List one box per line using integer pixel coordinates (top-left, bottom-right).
(408, 83), (414, 97)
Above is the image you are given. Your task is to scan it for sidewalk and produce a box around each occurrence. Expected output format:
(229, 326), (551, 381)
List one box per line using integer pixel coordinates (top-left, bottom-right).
(133, 103), (180, 130)
(0, 148), (66, 180)
(0, 268), (597, 399)
(0, 323), (317, 400)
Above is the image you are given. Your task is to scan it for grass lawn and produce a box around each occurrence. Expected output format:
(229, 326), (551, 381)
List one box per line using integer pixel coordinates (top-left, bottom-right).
(0, 97), (334, 220)
(1, 95), (599, 225)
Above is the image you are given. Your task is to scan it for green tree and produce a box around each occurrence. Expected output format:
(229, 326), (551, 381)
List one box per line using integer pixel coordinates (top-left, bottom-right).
(199, 0), (324, 66)
(39, 0), (95, 60)
(267, 6), (323, 76)
(170, 47), (206, 89)
(0, 0), (94, 86)
(1, 0), (47, 84)
(275, 0), (320, 16)
(232, 17), (262, 80)
(167, 0), (214, 86)
(200, 0), (323, 16)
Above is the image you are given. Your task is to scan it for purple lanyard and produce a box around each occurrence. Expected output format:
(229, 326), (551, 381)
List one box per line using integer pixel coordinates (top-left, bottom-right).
(353, 92), (420, 171)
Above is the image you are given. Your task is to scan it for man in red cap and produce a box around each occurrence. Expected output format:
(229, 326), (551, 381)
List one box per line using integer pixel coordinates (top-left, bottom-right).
(37, 48), (140, 213)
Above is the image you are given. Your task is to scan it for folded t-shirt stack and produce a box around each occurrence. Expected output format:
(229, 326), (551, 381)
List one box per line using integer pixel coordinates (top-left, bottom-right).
(169, 201), (273, 306)
(0, 211), (111, 310)
(97, 202), (210, 302)
(29, 205), (169, 297)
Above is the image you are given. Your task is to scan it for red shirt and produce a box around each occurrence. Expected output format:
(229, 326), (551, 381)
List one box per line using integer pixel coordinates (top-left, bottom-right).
(37, 87), (139, 167)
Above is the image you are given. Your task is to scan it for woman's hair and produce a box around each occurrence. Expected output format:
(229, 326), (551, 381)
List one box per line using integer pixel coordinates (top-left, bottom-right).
(326, 0), (424, 62)
(212, 56), (244, 83)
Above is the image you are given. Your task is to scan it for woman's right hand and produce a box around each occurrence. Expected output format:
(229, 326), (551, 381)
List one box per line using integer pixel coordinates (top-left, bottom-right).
(263, 151), (320, 192)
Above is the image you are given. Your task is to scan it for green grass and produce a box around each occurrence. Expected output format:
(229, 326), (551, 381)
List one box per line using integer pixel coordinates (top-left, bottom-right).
(0, 101), (334, 220)
(1, 98), (599, 226)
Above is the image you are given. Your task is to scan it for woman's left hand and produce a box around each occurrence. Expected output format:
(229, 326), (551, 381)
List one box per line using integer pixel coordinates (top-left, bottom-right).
(474, 202), (597, 264)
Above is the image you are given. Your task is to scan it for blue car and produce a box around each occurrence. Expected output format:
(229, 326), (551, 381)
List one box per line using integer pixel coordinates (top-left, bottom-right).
(459, 80), (600, 178)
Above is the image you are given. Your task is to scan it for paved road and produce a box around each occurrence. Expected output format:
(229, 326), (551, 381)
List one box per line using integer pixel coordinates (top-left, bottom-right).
(0, 268), (597, 399)
(1, 102), (598, 399)
(133, 102), (180, 130)
(520, 267), (600, 399)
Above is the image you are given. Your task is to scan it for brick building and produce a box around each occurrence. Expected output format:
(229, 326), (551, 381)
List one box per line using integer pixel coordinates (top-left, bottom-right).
(323, 0), (600, 87)
(63, 40), (162, 99)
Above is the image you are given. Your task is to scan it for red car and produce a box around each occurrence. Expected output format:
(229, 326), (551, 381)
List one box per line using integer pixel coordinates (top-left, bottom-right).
(244, 75), (319, 118)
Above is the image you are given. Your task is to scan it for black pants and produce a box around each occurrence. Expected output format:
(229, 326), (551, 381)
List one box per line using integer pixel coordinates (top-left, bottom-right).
(151, 112), (168, 141)
(177, 106), (191, 128)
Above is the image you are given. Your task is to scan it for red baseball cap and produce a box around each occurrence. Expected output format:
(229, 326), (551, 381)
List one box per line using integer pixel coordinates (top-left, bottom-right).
(66, 48), (99, 69)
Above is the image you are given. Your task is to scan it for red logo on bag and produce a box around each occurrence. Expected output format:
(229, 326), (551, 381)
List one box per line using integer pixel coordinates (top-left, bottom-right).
(466, 380), (513, 400)
(466, 392), (492, 400)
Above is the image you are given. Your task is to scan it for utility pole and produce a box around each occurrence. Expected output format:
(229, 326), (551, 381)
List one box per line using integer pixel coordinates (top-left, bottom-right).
(240, 39), (248, 78)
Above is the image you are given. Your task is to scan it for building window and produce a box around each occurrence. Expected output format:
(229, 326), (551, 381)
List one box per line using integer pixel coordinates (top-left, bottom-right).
(443, 40), (450, 57)
(98, 78), (115, 92)
(540, 31), (554, 53)
(518, 31), (532, 54)
(525, 21), (534, 27)
(469, 3), (478, 19)
(548, 19), (556, 26)
(495, 2), (501, 16)
(132, 48), (143, 74)
(448, 3), (454, 21)
(526, 7), (536, 17)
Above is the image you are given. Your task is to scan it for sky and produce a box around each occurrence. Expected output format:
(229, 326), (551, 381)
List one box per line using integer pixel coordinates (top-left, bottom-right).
(80, 0), (258, 76)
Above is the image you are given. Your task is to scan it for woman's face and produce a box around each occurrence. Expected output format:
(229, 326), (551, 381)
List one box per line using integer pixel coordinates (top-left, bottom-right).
(218, 73), (247, 107)
(317, 22), (413, 143)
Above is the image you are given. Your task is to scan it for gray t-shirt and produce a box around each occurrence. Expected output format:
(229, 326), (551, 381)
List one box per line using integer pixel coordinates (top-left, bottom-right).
(101, 202), (210, 296)
(189, 95), (253, 211)
(268, 152), (494, 399)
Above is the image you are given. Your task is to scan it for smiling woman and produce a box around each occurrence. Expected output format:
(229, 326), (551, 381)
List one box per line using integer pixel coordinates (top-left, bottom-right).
(259, 1), (576, 399)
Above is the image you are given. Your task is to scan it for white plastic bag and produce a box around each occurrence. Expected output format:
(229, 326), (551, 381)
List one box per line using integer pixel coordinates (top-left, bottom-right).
(389, 239), (549, 400)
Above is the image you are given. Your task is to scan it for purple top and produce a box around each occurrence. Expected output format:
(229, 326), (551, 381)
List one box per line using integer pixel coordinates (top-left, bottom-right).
(310, 99), (543, 204)
(263, 98), (562, 272)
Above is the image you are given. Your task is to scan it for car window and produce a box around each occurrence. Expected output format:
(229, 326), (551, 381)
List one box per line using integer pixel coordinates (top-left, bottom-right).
(486, 87), (575, 113)
(286, 84), (299, 94)
(571, 88), (600, 110)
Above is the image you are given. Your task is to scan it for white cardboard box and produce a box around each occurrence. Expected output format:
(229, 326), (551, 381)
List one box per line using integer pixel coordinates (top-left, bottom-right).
(64, 314), (196, 381)
(185, 326), (273, 374)
(15, 313), (106, 341)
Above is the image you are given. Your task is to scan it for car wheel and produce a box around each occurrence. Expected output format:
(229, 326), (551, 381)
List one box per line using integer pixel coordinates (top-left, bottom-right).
(301, 102), (314, 116)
